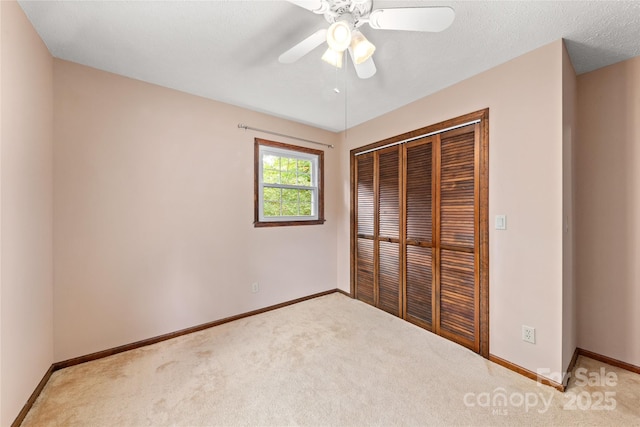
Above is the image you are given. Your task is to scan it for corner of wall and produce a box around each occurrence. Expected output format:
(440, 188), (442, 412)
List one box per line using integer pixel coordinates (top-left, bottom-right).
(561, 39), (578, 380)
(0, 1), (55, 425)
(336, 130), (351, 293)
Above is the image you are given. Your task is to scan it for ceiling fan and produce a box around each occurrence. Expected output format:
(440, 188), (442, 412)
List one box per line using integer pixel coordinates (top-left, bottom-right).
(278, 0), (455, 79)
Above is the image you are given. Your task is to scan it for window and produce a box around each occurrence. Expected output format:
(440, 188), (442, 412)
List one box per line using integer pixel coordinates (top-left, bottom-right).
(255, 138), (325, 227)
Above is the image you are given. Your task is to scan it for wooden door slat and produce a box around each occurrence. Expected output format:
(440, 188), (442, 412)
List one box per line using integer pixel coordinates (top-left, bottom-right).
(356, 238), (375, 305)
(378, 240), (400, 316)
(406, 245), (433, 326)
(356, 154), (374, 237)
(405, 142), (432, 243)
(439, 249), (477, 345)
(440, 129), (475, 249)
(378, 149), (400, 239)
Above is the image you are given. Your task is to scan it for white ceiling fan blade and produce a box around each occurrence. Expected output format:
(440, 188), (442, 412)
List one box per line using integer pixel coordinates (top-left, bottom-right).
(368, 7), (455, 32)
(278, 29), (328, 64)
(349, 48), (376, 79)
(286, 0), (327, 13)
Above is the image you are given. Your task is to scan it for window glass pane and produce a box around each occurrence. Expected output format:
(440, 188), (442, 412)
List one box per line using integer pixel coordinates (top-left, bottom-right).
(283, 158), (297, 172)
(298, 159), (311, 173)
(298, 160), (311, 186)
(300, 189), (313, 216)
(263, 201), (280, 217)
(298, 160), (313, 186)
(263, 155), (280, 169)
(299, 189), (312, 204)
(300, 203), (312, 216)
(263, 155), (281, 184)
(281, 171), (297, 185)
(297, 172), (311, 186)
(263, 169), (280, 184)
(262, 187), (314, 217)
(281, 189), (298, 215)
(263, 187), (280, 202)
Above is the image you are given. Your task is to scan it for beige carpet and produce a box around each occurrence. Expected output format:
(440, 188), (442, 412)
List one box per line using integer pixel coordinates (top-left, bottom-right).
(22, 293), (640, 426)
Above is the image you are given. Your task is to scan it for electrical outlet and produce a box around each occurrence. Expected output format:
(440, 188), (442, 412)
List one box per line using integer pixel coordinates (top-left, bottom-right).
(251, 282), (259, 293)
(522, 325), (535, 344)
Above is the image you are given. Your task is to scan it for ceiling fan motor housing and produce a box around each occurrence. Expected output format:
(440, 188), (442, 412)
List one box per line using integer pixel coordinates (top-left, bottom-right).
(323, 0), (373, 27)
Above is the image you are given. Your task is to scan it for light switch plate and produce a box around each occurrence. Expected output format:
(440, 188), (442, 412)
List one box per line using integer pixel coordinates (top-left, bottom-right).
(495, 215), (507, 230)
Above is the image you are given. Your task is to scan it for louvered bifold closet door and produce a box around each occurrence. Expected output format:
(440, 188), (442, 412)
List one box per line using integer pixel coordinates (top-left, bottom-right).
(353, 112), (487, 356)
(403, 139), (434, 329)
(436, 124), (480, 352)
(355, 153), (375, 305)
(377, 147), (402, 316)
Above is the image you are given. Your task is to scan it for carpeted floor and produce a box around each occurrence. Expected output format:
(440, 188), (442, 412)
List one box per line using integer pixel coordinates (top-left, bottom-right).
(22, 293), (640, 426)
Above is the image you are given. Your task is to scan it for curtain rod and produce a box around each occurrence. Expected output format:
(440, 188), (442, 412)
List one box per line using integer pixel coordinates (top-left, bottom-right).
(354, 119), (481, 156)
(238, 124), (334, 149)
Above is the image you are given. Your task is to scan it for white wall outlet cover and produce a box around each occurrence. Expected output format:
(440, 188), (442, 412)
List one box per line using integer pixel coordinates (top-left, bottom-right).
(495, 215), (507, 230)
(522, 325), (535, 344)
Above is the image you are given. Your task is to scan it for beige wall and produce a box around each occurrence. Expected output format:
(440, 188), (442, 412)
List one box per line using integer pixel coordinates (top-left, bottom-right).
(0, 1), (54, 425)
(337, 41), (566, 380)
(561, 43), (577, 379)
(53, 59), (339, 361)
(576, 55), (640, 367)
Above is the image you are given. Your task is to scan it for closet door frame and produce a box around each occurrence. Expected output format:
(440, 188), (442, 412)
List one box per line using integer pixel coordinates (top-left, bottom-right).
(350, 109), (489, 358)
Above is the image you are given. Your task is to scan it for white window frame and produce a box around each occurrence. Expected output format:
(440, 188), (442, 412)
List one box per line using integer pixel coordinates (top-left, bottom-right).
(257, 142), (321, 224)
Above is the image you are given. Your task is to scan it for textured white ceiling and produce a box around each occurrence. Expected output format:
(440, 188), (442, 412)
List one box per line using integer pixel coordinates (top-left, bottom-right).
(18, 0), (640, 132)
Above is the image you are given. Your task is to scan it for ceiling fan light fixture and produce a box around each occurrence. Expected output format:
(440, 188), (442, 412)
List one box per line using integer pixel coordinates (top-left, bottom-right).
(350, 31), (376, 65)
(326, 20), (352, 52)
(321, 47), (343, 68)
